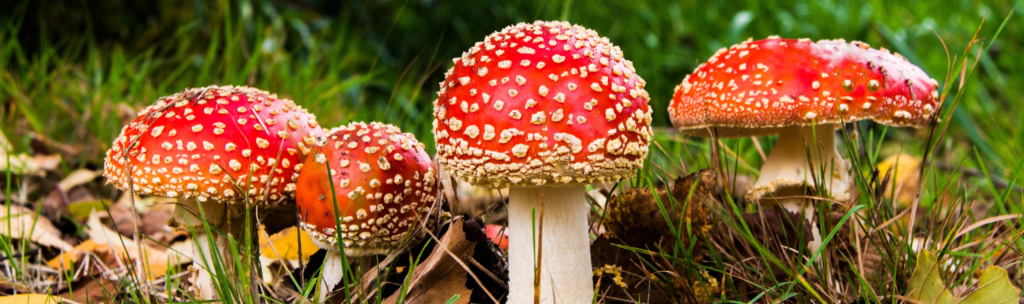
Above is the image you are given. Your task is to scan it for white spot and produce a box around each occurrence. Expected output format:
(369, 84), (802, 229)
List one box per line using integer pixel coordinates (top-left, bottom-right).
(512, 144), (530, 158)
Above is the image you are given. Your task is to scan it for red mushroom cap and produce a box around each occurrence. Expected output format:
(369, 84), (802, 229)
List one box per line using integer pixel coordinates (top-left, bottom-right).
(433, 21), (653, 188)
(669, 37), (941, 137)
(103, 85), (325, 203)
(295, 122), (439, 256)
(484, 225), (509, 251)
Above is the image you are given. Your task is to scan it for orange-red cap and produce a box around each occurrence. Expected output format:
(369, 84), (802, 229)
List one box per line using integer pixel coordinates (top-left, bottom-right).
(669, 37), (940, 137)
(295, 122), (438, 256)
(433, 21), (653, 188)
(103, 85), (324, 203)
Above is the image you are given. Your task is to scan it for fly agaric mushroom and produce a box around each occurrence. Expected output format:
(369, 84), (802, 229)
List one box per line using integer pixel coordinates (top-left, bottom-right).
(103, 85), (324, 299)
(433, 21), (652, 303)
(485, 225), (509, 251)
(295, 121), (439, 301)
(668, 37), (939, 252)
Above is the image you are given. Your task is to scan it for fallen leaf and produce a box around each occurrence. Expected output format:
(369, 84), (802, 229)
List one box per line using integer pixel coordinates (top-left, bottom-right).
(0, 153), (61, 176)
(0, 204), (72, 251)
(0, 130), (61, 177)
(258, 226), (320, 285)
(47, 210), (190, 280)
(57, 169), (101, 191)
(876, 153), (922, 208)
(59, 276), (120, 303)
(383, 219), (473, 304)
(906, 250), (1021, 303)
(67, 200), (112, 222)
(0, 294), (69, 304)
(47, 239), (100, 269)
(259, 226), (319, 261)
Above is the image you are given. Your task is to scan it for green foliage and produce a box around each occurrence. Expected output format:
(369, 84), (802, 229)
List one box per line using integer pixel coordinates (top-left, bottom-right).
(1, 0), (1020, 172)
(906, 250), (1020, 303)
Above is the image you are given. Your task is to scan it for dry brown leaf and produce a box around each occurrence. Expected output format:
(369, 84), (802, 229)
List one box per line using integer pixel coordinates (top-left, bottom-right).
(0, 294), (69, 304)
(0, 129), (61, 176)
(59, 276), (121, 304)
(383, 219), (473, 304)
(47, 210), (189, 280)
(0, 153), (61, 176)
(0, 204), (72, 251)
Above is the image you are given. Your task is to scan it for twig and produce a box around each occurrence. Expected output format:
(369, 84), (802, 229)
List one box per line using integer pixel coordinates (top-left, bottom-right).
(465, 255), (508, 290)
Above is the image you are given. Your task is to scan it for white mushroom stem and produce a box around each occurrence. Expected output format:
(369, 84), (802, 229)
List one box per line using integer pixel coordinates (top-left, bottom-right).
(508, 185), (592, 304)
(174, 199), (253, 300)
(317, 250), (344, 302)
(748, 124), (851, 254)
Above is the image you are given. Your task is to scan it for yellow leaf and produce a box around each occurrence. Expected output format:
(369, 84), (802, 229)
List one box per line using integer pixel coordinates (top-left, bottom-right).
(46, 239), (99, 269)
(0, 294), (68, 304)
(876, 153), (922, 208)
(260, 226), (319, 261)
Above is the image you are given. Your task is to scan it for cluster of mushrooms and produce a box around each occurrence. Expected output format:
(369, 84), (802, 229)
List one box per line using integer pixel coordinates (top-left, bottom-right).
(102, 20), (939, 303)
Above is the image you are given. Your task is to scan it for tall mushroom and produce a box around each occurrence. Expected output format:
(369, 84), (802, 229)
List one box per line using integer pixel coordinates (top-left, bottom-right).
(294, 121), (439, 301)
(433, 21), (652, 303)
(668, 37), (940, 252)
(103, 85), (324, 299)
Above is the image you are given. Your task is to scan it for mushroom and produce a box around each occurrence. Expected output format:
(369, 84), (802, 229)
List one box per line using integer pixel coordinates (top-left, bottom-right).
(485, 224), (509, 251)
(294, 121), (439, 301)
(432, 21), (652, 303)
(668, 37), (940, 253)
(103, 85), (324, 299)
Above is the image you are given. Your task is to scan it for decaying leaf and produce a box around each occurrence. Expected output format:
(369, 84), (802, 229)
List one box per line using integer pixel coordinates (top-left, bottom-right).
(0, 130), (61, 177)
(0, 204), (73, 251)
(46, 210), (190, 280)
(876, 153), (922, 208)
(0, 153), (61, 176)
(905, 250), (1020, 303)
(57, 169), (101, 191)
(59, 275), (121, 304)
(383, 218), (474, 304)
(593, 169), (718, 303)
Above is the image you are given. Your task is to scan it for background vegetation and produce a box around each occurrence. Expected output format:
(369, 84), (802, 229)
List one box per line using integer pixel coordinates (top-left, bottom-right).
(1, 0), (1019, 167)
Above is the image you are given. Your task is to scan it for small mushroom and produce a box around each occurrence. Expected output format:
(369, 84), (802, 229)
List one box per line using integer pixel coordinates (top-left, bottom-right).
(432, 20), (653, 303)
(484, 225), (509, 251)
(103, 85), (324, 299)
(294, 121), (439, 301)
(668, 37), (940, 253)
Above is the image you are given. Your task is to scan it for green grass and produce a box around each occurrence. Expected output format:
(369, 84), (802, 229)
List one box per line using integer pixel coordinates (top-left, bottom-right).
(0, 0), (1022, 303)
